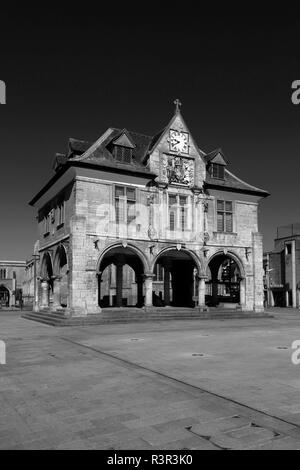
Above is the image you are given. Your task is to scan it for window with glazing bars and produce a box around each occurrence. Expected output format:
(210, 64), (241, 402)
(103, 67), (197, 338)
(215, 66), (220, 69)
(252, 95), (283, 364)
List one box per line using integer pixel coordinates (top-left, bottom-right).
(58, 201), (65, 226)
(114, 146), (132, 164)
(169, 195), (177, 231)
(115, 186), (136, 225)
(211, 164), (225, 179)
(0, 269), (6, 280)
(217, 200), (233, 233)
(179, 196), (188, 231)
(44, 213), (50, 234)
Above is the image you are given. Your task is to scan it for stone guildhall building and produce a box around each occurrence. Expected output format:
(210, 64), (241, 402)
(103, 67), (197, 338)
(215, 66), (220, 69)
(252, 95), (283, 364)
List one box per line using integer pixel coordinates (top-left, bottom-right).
(25, 102), (269, 324)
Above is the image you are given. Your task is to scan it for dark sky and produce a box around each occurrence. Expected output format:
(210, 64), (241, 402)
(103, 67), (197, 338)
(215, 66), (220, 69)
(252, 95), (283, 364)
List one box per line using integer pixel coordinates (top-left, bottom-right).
(0, 7), (299, 259)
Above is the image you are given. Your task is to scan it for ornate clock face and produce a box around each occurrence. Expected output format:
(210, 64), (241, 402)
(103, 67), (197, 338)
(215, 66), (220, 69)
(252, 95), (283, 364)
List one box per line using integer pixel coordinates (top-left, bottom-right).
(169, 130), (189, 154)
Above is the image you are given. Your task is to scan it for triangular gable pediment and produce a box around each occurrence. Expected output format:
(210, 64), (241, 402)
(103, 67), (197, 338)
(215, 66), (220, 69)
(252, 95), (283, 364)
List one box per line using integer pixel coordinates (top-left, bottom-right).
(112, 130), (136, 149)
(210, 152), (227, 166)
(147, 110), (205, 161)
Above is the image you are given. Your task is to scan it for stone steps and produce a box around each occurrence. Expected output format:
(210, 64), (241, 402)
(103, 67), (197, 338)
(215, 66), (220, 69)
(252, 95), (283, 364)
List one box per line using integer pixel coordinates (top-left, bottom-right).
(22, 309), (272, 327)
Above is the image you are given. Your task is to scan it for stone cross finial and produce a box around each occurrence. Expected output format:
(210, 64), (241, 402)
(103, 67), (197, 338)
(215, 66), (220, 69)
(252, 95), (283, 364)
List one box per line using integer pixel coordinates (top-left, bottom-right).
(174, 98), (182, 113)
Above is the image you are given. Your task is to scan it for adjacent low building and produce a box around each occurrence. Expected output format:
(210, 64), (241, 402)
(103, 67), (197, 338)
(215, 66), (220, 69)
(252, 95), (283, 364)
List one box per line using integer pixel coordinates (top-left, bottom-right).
(264, 223), (300, 308)
(0, 261), (26, 307)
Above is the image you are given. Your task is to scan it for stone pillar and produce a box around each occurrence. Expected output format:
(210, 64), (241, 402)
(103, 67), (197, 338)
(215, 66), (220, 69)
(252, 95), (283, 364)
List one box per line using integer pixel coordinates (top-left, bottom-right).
(40, 279), (49, 309)
(163, 261), (172, 306)
(97, 273), (102, 307)
(52, 276), (62, 311)
(116, 262), (123, 308)
(144, 273), (154, 308)
(286, 290), (290, 308)
(269, 289), (275, 307)
(198, 276), (207, 311)
(239, 277), (246, 310)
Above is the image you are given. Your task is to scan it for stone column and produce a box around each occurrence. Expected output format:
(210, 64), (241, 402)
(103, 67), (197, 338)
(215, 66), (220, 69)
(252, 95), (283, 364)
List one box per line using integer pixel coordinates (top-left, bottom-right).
(267, 284), (275, 307)
(52, 276), (62, 311)
(239, 277), (246, 310)
(40, 279), (50, 309)
(286, 290), (290, 308)
(116, 262), (123, 308)
(144, 273), (154, 308)
(97, 272), (102, 307)
(198, 276), (207, 311)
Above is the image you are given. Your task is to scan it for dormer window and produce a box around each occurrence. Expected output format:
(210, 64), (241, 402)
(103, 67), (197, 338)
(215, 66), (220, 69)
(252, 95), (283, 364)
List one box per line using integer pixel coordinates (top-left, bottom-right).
(211, 163), (225, 180)
(113, 146), (133, 164)
(112, 130), (136, 164)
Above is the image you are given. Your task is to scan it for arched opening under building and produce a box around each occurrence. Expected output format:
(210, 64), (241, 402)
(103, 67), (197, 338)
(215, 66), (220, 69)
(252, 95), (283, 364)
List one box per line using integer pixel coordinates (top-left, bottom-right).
(0, 286), (10, 307)
(206, 253), (242, 307)
(53, 245), (68, 308)
(41, 252), (53, 281)
(40, 252), (53, 308)
(98, 246), (145, 308)
(153, 249), (198, 308)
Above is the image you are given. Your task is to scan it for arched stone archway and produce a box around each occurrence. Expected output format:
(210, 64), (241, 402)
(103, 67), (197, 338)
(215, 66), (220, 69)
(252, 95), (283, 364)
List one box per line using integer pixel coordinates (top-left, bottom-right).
(97, 245), (147, 308)
(53, 245), (69, 309)
(40, 252), (53, 279)
(205, 251), (245, 308)
(39, 252), (53, 309)
(153, 247), (202, 308)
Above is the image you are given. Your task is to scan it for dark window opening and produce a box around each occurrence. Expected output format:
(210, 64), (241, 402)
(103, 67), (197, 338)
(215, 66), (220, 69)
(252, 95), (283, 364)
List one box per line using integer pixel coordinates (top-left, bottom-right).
(114, 146), (133, 163)
(211, 163), (225, 179)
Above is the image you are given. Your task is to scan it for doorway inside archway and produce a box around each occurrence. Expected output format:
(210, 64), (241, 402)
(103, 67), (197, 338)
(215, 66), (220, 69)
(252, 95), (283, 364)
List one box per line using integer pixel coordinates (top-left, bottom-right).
(206, 254), (241, 307)
(98, 247), (145, 308)
(154, 250), (198, 308)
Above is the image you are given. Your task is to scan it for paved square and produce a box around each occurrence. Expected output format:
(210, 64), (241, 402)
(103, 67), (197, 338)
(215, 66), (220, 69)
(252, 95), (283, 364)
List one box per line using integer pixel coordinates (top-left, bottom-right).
(1, 308), (300, 449)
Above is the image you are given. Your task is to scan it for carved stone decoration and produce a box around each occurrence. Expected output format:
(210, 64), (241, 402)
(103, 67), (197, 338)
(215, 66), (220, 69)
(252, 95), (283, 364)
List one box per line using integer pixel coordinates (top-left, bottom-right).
(50, 209), (55, 224)
(203, 201), (209, 213)
(166, 156), (194, 186)
(147, 194), (155, 206)
(161, 154), (169, 183)
(245, 248), (252, 261)
(93, 237), (100, 250)
(148, 226), (157, 240)
(203, 232), (210, 245)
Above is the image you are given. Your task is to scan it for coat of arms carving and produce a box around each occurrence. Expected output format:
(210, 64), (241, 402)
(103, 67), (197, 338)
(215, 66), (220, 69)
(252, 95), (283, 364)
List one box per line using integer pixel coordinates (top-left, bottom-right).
(166, 156), (194, 186)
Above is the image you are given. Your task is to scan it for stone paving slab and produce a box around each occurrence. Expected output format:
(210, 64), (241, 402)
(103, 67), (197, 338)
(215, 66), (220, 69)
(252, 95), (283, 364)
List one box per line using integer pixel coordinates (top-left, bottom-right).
(1, 308), (300, 449)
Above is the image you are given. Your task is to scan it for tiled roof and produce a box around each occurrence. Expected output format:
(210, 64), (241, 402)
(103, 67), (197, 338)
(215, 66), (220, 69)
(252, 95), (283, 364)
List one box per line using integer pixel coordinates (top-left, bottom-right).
(205, 169), (269, 195)
(52, 130), (269, 195)
(68, 138), (92, 156)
